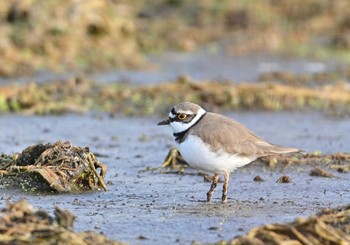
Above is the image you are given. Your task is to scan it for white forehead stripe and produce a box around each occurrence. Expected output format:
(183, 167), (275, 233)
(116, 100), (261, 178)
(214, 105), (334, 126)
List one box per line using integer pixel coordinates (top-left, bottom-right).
(169, 112), (176, 118)
(177, 110), (195, 115)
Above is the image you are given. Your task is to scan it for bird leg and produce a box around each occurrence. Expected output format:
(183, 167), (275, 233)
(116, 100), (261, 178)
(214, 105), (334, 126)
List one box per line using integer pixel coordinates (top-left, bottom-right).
(222, 171), (229, 202)
(206, 173), (219, 202)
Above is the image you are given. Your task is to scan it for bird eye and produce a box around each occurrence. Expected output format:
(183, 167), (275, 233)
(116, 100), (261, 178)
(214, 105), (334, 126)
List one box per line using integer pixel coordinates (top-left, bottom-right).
(177, 114), (187, 120)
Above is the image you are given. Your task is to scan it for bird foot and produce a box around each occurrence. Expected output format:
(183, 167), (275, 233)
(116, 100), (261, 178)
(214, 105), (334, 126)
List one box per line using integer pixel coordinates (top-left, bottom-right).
(221, 195), (227, 203)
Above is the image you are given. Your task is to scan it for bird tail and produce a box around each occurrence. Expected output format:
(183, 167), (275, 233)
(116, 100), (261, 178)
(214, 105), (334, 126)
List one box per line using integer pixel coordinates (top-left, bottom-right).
(256, 141), (303, 155)
(268, 145), (303, 155)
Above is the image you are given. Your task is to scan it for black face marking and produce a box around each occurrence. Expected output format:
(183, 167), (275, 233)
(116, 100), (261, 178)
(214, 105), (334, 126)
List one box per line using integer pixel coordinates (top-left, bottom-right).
(182, 114), (195, 123)
(169, 113), (195, 123)
(173, 112), (207, 143)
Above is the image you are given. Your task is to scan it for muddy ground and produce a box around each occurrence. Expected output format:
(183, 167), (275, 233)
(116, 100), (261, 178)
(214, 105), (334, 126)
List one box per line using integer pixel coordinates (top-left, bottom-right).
(0, 111), (349, 244)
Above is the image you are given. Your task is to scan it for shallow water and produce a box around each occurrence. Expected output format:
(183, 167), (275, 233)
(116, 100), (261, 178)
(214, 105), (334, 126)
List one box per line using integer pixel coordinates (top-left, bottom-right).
(0, 48), (347, 86)
(1, 112), (349, 244)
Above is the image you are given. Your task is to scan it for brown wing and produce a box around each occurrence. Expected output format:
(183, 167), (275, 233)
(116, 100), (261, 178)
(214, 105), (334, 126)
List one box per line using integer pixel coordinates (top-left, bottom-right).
(191, 112), (299, 156)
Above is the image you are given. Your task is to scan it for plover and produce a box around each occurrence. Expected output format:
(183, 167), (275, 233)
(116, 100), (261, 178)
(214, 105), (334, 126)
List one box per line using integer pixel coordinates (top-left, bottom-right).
(158, 102), (300, 202)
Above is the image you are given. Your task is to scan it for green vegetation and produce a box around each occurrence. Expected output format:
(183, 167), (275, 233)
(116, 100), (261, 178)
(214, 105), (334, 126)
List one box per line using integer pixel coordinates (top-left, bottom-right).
(0, 75), (350, 116)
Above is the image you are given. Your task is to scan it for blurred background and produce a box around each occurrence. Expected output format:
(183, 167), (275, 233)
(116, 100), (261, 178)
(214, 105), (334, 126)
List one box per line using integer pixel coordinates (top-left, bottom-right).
(0, 0), (350, 115)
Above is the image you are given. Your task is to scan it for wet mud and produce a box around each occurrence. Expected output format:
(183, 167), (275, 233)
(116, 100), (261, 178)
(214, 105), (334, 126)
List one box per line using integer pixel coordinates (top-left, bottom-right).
(0, 112), (349, 244)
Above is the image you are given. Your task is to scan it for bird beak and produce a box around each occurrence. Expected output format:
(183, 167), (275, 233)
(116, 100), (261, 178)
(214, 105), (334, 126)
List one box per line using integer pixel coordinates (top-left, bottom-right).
(157, 118), (170, 125)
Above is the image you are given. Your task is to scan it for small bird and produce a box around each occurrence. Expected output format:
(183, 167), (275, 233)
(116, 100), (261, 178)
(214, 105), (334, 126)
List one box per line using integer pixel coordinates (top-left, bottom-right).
(158, 102), (300, 202)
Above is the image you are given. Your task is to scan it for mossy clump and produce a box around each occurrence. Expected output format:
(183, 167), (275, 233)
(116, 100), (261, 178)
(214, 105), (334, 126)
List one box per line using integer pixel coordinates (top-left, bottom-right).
(0, 141), (107, 193)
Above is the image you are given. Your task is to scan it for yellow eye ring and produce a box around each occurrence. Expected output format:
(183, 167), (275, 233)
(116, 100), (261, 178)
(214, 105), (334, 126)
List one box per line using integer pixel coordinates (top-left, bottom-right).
(177, 114), (187, 120)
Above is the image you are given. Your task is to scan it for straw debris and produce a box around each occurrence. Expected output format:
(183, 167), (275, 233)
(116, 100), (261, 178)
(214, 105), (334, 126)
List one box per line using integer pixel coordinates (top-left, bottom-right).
(310, 167), (336, 178)
(229, 204), (350, 245)
(0, 141), (107, 192)
(161, 148), (188, 170)
(0, 199), (121, 245)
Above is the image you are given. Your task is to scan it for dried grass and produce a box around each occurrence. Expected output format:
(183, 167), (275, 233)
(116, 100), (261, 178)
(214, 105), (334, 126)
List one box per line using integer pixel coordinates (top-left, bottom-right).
(1, 76), (350, 116)
(0, 141), (107, 193)
(0, 199), (121, 244)
(229, 205), (350, 245)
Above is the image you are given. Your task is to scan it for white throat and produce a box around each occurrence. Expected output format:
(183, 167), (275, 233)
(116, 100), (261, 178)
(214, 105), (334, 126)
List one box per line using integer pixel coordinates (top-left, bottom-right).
(169, 108), (206, 133)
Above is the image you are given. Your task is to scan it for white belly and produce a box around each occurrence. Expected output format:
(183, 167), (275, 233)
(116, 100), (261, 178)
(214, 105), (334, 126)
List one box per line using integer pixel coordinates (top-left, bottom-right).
(177, 135), (256, 173)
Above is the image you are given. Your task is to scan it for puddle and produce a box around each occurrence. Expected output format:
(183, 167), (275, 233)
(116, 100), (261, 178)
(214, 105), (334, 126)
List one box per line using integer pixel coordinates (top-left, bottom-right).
(0, 111), (349, 244)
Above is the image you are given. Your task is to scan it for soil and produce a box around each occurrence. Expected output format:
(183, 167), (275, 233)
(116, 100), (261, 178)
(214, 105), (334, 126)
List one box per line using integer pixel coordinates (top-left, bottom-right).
(0, 111), (349, 244)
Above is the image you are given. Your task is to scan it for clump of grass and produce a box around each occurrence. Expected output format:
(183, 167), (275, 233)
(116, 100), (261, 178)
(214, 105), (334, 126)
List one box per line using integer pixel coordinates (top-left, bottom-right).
(229, 203), (350, 244)
(1, 76), (350, 116)
(0, 199), (121, 244)
(1, 1), (350, 76)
